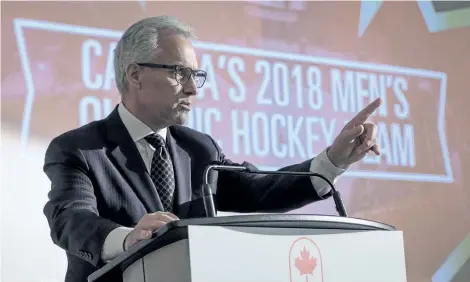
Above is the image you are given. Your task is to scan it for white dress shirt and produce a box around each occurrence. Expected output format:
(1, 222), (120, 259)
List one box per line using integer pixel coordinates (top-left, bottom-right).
(101, 103), (347, 261)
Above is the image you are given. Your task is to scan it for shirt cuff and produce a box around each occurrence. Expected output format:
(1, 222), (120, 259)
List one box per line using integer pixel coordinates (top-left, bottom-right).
(309, 148), (349, 197)
(100, 226), (133, 262)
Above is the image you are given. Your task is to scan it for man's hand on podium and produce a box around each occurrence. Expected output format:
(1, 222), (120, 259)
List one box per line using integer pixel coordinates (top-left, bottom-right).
(124, 212), (179, 251)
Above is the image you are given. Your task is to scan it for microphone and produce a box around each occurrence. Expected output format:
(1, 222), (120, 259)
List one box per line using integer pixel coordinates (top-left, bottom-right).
(201, 162), (348, 217)
(201, 163), (248, 217)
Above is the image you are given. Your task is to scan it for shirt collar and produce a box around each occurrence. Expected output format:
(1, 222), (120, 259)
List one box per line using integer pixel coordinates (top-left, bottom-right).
(118, 103), (167, 142)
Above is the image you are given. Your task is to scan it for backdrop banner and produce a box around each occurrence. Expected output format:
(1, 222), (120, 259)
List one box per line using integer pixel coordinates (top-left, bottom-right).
(2, 1), (470, 282)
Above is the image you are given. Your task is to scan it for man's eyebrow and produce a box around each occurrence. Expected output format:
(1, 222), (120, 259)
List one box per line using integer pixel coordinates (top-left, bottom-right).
(166, 61), (185, 67)
(173, 62), (199, 69)
(171, 61), (185, 65)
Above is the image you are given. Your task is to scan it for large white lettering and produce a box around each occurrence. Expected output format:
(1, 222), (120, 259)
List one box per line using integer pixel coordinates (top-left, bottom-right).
(81, 39), (116, 91)
(227, 56), (246, 103)
(186, 107), (222, 137)
(255, 61), (324, 110)
(230, 111), (337, 159)
(393, 76), (410, 119)
(228, 110), (416, 167)
(78, 96), (113, 126)
(364, 122), (416, 167)
(197, 53), (220, 101)
(330, 69), (394, 117)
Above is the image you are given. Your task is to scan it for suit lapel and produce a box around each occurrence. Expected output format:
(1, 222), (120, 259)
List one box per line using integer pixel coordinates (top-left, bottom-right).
(105, 108), (163, 212)
(167, 127), (192, 218)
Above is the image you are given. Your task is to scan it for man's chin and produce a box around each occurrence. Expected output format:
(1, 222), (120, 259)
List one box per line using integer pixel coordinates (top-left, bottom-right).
(173, 112), (189, 126)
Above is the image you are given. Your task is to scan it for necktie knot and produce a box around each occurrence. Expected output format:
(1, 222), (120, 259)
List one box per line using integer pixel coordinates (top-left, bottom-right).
(145, 134), (166, 149)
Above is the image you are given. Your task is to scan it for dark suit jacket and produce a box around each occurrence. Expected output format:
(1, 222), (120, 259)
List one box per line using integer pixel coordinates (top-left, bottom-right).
(43, 108), (331, 282)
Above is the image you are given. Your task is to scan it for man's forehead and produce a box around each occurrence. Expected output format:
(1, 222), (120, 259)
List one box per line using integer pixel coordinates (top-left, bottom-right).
(158, 32), (192, 49)
(155, 35), (197, 68)
(155, 52), (198, 69)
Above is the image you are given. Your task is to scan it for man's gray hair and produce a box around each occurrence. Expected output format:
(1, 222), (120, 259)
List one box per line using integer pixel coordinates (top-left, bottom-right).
(113, 16), (197, 95)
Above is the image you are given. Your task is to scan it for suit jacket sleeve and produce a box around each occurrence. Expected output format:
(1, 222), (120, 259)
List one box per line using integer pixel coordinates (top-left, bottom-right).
(210, 136), (333, 213)
(42, 138), (121, 267)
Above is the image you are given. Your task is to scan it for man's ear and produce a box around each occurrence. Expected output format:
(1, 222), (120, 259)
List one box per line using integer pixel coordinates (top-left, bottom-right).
(126, 63), (141, 89)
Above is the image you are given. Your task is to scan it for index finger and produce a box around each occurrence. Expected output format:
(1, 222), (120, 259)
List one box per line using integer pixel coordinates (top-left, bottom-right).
(144, 212), (178, 223)
(348, 98), (382, 126)
(162, 212), (179, 220)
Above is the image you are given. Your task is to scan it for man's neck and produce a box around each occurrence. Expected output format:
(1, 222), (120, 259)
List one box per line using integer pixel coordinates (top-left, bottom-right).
(121, 100), (167, 132)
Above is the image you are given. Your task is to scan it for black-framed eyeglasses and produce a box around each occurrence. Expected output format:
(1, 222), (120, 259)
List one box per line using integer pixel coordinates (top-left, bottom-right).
(137, 63), (207, 88)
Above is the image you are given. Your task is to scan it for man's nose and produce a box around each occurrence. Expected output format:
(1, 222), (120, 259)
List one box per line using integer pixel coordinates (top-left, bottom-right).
(183, 77), (198, 96)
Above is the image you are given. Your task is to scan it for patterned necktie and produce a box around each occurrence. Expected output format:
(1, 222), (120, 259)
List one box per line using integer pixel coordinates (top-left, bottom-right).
(144, 134), (175, 212)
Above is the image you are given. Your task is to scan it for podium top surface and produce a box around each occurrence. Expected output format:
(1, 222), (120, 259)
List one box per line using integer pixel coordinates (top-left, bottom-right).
(157, 213), (395, 230)
(88, 214), (395, 282)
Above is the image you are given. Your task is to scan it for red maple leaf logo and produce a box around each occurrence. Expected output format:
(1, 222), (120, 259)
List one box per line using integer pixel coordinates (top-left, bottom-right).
(295, 246), (317, 281)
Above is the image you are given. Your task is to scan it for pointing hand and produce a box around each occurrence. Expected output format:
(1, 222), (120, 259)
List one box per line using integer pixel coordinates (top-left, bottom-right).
(327, 98), (382, 168)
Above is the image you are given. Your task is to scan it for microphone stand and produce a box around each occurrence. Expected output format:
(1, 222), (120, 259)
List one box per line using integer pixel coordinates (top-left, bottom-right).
(201, 164), (247, 217)
(201, 164), (348, 218)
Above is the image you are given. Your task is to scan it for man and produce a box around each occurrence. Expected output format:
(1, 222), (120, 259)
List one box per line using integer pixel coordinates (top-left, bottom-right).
(43, 16), (380, 282)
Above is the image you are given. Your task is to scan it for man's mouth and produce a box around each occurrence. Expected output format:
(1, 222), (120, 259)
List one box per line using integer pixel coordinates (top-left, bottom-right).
(178, 101), (192, 111)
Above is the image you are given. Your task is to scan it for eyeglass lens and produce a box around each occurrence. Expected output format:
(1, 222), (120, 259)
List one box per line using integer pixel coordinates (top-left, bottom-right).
(177, 67), (206, 88)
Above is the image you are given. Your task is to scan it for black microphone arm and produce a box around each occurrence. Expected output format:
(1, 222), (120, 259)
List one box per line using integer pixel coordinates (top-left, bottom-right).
(201, 164), (248, 217)
(201, 163), (348, 218)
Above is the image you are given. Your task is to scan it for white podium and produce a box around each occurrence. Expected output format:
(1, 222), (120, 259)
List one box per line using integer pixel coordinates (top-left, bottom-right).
(88, 214), (407, 282)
